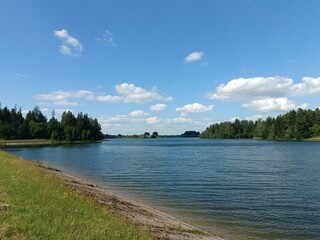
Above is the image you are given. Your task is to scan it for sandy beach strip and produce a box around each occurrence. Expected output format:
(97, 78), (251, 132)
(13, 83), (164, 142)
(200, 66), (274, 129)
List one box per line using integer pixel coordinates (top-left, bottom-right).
(39, 163), (224, 240)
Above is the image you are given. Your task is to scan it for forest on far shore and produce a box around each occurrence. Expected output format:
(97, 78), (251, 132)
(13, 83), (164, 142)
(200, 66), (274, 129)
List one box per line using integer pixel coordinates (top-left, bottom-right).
(201, 108), (320, 140)
(0, 105), (104, 141)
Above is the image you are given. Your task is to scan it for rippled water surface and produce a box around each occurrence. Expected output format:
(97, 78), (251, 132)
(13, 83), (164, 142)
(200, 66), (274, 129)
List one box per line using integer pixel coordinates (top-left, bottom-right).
(6, 138), (320, 239)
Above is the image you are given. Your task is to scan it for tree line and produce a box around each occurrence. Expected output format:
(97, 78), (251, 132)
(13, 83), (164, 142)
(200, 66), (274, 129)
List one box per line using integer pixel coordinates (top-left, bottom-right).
(0, 105), (104, 141)
(200, 108), (320, 140)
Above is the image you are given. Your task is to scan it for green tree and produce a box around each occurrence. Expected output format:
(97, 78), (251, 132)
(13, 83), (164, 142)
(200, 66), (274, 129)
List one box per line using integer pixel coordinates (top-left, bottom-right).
(48, 112), (62, 141)
(26, 106), (47, 124)
(0, 104), (104, 141)
(151, 131), (159, 138)
(89, 118), (103, 140)
(29, 121), (48, 139)
(310, 124), (320, 137)
(294, 109), (309, 139)
(283, 110), (296, 139)
(143, 132), (150, 138)
(0, 122), (14, 139)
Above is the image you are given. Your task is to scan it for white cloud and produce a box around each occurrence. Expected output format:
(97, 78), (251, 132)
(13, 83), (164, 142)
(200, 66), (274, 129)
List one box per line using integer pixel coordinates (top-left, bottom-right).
(241, 97), (308, 112)
(34, 90), (91, 107)
(290, 77), (320, 96)
(150, 103), (167, 111)
(98, 113), (146, 127)
(184, 51), (204, 63)
(53, 100), (79, 106)
(146, 117), (160, 124)
(245, 114), (266, 121)
(206, 76), (320, 101)
(58, 45), (72, 55)
(35, 90), (94, 101)
(95, 95), (122, 103)
(129, 110), (149, 118)
(98, 114), (212, 135)
(165, 117), (193, 125)
(35, 84), (172, 106)
(99, 115), (130, 124)
(40, 108), (49, 113)
(205, 75), (320, 112)
(97, 83), (172, 103)
(99, 110), (150, 128)
(176, 103), (214, 116)
(54, 29), (83, 56)
(96, 30), (117, 46)
(206, 76), (293, 100)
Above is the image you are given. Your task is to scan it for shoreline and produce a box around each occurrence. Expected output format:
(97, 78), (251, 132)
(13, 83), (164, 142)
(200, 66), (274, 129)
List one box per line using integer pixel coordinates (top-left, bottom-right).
(38, 163), (224, 240)
(0, 140), (104, 147)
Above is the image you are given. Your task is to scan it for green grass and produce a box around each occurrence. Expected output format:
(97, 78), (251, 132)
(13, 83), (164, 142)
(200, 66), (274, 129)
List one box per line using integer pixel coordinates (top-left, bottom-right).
(0, 139), (50, 143)
(0, 139), (107, 147)
(302, 136), (320, 142)
(0, 151), (151, 240)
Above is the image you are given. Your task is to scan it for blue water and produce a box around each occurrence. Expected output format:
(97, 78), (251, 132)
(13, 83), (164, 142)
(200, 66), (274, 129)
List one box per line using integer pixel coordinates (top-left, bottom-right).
(6, 138), (320, 239)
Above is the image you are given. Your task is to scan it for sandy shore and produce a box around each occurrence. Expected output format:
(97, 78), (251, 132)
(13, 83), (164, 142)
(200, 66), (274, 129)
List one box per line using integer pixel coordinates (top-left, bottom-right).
(39, 164), (224, 240)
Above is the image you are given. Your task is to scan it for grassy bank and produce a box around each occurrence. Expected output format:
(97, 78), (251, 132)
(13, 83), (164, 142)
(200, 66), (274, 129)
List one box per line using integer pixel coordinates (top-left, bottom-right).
(302, 136), (320, 142)
(0, 151), (151, 240)
(0, 139), (50, 144)
(0, 139), (105, 147)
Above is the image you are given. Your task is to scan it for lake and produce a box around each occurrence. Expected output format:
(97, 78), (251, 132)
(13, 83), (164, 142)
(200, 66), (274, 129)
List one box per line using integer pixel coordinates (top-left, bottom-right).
(6, 138), (320, 240)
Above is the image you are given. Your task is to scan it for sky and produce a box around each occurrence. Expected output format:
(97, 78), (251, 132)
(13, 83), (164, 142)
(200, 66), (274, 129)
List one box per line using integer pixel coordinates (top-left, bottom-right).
(1, 0), (320, 135)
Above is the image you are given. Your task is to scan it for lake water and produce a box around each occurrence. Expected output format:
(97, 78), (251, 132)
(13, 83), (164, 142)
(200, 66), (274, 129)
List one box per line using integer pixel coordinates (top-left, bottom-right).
(6, 138), (320, 239)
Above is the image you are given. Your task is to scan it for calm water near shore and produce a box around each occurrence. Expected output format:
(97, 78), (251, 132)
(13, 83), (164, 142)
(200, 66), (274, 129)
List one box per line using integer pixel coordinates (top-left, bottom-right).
(6, 138), (320, 239)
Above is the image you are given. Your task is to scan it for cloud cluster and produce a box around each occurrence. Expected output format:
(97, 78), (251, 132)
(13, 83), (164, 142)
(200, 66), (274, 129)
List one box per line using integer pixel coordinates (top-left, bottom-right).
(97, 83), (173, 103)
(98, 110), (151, 129)
(241, 98), (308, 112)
(206, 76), (320, 112)
(291, 77), (320, 96)
(95, 30), (117, 46)
(176, 103), (214, 116)
(54, 29), (83, 56)
(150, 103), (167, 111)
(146, 117), (160, 124)
(35, 90), (94, 102)
(206, 76), (293, 100)
(34, 83), (172, 106)
(53, 100), (78, 106)
(98, 109), (212, 134)
(164, 117), (193, 125)
(129, 110), (149, 117)
(184, 51), (204, 63)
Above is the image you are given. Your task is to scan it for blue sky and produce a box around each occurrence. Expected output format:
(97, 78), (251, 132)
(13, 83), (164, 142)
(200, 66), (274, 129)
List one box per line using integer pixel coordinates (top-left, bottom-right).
(1, 0), (320, 134)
